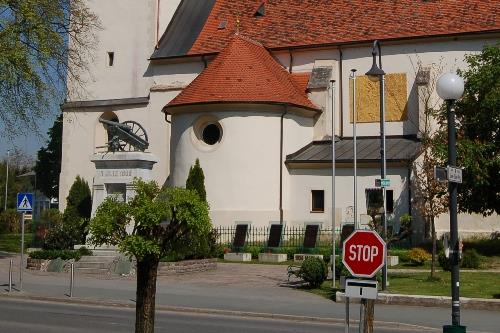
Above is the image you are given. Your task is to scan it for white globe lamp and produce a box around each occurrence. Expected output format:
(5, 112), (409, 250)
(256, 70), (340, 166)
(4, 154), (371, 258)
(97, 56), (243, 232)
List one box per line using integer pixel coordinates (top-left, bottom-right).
(436, 73), (464, 101)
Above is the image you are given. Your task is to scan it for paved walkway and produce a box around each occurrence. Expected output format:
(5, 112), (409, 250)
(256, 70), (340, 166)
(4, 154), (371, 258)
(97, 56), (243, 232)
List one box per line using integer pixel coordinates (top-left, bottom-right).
(0, 253), (499, 332)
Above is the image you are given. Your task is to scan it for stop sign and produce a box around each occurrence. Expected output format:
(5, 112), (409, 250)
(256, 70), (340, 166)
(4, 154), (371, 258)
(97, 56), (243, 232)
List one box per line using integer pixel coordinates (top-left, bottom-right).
(342, 230), (386, 278)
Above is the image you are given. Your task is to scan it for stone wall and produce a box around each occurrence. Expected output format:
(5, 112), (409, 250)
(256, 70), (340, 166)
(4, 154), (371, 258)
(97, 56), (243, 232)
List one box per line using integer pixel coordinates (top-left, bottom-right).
(157, 259), (217, 275)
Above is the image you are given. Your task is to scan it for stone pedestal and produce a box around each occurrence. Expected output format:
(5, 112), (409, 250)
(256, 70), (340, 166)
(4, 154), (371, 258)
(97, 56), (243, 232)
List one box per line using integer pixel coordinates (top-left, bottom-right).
(224, 253), (252, 262)
(90, 152), (158, 219)
(258, 253), (287, 263)
(387, 255), (399, 266)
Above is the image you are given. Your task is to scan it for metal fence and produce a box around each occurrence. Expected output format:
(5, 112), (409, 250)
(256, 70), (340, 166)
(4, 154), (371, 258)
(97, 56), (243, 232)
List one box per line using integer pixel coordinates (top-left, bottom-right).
(215, 225), (338, 250)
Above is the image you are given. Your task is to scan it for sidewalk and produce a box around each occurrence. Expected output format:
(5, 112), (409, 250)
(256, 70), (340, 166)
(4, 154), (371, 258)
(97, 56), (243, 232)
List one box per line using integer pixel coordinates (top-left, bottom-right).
(1, 253), (499, 332)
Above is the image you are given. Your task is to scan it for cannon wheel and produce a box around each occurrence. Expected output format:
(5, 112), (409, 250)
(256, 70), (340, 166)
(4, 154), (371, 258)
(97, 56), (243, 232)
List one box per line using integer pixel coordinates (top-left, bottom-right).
(120, 120), (149, 151)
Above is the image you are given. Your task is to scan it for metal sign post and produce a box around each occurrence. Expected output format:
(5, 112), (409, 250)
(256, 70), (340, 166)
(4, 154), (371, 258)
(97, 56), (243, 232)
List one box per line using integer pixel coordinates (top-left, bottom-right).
(20, 212), (24, 290)
(17, 192), (33, 292)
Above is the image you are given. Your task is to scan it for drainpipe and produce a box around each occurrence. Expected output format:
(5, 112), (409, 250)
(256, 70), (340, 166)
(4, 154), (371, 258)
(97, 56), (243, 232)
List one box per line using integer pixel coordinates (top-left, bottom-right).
(338, 47), (344, 138)
(288, 49), (293, 73)
(279, 105), (289, 225)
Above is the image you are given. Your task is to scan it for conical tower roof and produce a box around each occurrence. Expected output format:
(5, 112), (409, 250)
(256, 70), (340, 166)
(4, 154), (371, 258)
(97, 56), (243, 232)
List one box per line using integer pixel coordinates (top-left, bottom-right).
(166, 34), (318, 112)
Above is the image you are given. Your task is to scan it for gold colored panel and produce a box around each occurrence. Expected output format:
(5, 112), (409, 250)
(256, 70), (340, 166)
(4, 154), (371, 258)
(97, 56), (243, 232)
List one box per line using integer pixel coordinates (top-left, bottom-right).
(349, 73), (408, 123)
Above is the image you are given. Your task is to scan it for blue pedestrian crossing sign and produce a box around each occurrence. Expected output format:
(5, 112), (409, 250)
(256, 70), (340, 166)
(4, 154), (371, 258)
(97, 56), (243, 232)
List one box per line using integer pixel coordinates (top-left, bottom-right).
(17, 193), (34, 212)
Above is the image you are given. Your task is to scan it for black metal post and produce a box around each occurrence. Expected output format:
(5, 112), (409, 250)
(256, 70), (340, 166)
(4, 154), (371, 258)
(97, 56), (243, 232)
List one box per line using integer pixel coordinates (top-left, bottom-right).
(443, 100), (466, 333)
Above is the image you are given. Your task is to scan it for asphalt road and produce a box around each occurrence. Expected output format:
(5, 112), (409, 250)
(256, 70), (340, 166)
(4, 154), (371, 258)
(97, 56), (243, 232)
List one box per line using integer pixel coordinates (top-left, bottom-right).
(0, 298), (433, 333)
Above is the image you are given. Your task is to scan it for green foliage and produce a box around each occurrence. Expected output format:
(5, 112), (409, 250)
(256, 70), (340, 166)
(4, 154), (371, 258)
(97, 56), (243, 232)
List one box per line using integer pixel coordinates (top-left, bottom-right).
(62, 176), (91, 244)
(39, 208), (63, 228)
(0, 149), (35, 211)
(408, 248), (431, 266)
(64, 176), (92, 222)
(186, 159), (207, 202)
(35, 115), (62, 198)
(0, 1), (100, 135)
(461, 249), (481, 269)
(29, 247), (91, 261)
(43, 219), (86, 250)
(389, 249), (411, 263)
(0, 209), (21, 233)
(298, 257), (328, 288)
(438, 250), (451, 271)
(463, 236), (500, 256)
(88, 179), (212, 262)
(433, 44), (500, 216)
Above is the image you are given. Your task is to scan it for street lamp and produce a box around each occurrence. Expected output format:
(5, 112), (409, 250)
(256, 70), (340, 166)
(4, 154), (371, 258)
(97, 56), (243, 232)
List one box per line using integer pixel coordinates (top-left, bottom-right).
(365, 40), (388, 290)
(436, 72), (465, 333)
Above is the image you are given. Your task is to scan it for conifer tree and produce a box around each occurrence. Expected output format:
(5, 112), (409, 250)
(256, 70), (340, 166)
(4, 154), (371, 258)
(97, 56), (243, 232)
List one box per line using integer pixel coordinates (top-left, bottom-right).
(186, 159), (207, 202)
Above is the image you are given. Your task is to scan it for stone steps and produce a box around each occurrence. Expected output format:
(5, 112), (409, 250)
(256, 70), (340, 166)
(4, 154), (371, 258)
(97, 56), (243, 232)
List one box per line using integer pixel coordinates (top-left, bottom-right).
(74, 255), (117, 275)
(75, 267), (111, 275)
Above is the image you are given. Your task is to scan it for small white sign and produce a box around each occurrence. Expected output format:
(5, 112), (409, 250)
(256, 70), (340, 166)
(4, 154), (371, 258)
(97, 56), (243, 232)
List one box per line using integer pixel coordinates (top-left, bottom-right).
(345, 279), (378, 300)
(447, 166), (463, 183)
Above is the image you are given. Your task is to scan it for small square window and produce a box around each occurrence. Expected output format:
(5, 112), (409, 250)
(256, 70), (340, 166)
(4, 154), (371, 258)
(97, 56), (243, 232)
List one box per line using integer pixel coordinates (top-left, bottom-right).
(107, 52), (114, 66)
(311, 190), (324, 212)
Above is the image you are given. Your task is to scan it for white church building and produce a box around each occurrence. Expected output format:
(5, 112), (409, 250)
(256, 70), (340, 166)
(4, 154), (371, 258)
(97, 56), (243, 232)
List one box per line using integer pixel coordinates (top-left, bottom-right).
(60, 0), (500, 241)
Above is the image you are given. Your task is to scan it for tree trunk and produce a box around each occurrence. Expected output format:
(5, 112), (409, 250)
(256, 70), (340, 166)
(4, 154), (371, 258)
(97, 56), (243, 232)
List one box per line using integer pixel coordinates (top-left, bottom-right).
(431, 218), (436, 278)
(135, 256), (159, 333)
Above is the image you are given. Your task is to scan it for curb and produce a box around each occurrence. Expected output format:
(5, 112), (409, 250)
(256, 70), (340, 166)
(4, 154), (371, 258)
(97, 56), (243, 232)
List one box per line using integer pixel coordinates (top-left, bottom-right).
(335, 292), (500, 311)
(0, 292), (440, 331)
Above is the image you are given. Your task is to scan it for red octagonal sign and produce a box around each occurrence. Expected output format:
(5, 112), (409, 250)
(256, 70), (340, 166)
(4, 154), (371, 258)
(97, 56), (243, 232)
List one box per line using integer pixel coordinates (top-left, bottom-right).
(342, 230), (386, 278)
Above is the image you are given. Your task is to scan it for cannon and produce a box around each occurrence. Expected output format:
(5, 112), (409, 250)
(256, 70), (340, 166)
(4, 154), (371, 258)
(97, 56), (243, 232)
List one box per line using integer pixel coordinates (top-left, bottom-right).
(98, 118), (149, 152)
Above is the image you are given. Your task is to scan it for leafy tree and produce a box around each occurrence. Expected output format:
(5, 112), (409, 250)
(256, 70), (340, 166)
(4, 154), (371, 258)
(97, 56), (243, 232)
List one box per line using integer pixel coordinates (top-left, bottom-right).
(0, 149), (34, 211)
(433, 44), (500, 216)
(186, 158), (207, 202)
(0, 0), (100, 135)
(88, 179), (212, 333)
(35, 114), (62, 199)
(408, 61), (449, 277)
(63, 175), (91, 244)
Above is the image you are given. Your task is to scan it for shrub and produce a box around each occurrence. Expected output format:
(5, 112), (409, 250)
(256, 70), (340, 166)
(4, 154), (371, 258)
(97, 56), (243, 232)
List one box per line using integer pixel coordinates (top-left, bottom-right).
(29, 247), (92, 261)
(39, 208), (63, 228)
(64, 176), (92, 222)
(438, 250), (451, 271)
(462, 236), (500, 256)
(461, 249), (481, 269)
(298, 257), (328, 288)
(408, 248), (431, 266)
(0, 209), (21, 233)
(43, 220), (86, 250)
(389, 249), (410, 263)
(243, 245), (265, 259)
(186, 159), (206, 202)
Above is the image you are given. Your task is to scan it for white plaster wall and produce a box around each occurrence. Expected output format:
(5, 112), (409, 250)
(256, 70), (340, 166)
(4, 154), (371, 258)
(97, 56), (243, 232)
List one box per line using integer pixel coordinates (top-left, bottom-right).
(170, 109), (314, 226)
(287, 167), (410, 229)
(67, 0), (157, 101)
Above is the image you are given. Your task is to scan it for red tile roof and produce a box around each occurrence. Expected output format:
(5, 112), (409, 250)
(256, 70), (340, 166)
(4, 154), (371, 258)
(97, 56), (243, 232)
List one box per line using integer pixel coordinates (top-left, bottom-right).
(167, 34), (319, 111)
(188, 0), (500, 55)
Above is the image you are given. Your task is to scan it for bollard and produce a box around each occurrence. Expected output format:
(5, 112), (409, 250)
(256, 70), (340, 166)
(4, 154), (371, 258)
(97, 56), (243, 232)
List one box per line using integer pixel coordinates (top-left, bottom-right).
(8, 259), (13, 292)
(69, 262), (74, 297)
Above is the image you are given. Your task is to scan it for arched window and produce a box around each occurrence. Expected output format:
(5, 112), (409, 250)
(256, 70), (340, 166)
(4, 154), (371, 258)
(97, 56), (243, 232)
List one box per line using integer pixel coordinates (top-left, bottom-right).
(95, 111), (119, 152)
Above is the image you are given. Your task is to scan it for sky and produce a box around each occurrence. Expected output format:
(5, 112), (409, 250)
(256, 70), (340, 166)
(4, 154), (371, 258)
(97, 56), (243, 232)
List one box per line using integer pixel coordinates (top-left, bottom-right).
(0, 111), (59, 161)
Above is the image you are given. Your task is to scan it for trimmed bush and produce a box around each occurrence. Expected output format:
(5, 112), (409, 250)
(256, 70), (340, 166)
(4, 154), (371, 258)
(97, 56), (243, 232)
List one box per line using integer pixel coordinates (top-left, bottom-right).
(461, 249), (481, 269)
(463, 237), (500, 256)
(408, 248), (431, 266)
(29, 247), (92, 261)
(298, 257), (328, 288)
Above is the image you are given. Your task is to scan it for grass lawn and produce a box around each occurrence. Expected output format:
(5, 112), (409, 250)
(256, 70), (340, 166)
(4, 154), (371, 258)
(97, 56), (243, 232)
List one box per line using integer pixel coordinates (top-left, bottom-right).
(307, 271), (500, 300)
(0, 233), (34, 253)
(387, 271), (500, 299)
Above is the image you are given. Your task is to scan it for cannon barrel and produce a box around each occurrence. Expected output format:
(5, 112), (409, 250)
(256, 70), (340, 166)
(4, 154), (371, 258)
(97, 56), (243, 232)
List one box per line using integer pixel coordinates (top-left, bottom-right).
(99, 118), (133, 132)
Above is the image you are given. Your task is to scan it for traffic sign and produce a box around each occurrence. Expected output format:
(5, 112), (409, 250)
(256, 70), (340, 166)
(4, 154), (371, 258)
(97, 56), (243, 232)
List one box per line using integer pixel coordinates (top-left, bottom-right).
(342, 230), (386, 278)
(375, 178), (390, 188)
(17, 193), (34, 212)
(447, 166), (462, 183)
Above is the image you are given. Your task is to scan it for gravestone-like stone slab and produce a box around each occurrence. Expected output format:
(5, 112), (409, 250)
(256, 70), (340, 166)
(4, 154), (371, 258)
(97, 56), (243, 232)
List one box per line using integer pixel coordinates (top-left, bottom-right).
(47, 258), (65, 272)
(340, 225), (355, 244)
(303, 224), (319, 248)
(268, 224), (283, 248)
(233, 224), (248, 248)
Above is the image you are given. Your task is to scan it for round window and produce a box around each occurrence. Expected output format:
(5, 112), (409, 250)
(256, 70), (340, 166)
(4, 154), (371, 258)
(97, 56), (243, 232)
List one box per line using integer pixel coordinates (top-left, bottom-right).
(202, 123), (222, 145)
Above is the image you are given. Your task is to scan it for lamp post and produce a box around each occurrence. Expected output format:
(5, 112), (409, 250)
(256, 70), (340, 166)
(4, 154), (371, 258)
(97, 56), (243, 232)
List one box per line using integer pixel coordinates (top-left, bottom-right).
(365, 40), (388, 290)
(4, 150), (9, 211)
(330, 79), (337, 288)
(436, 73), (465, 333)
